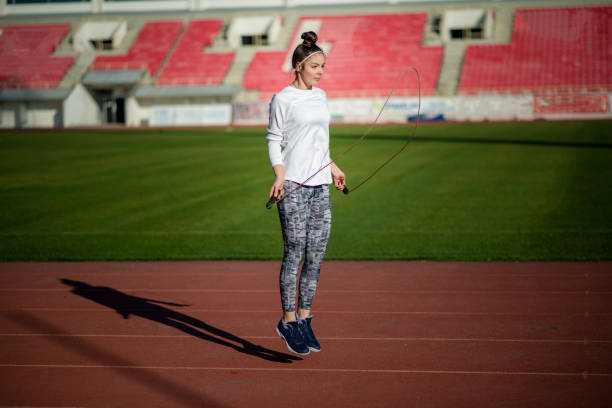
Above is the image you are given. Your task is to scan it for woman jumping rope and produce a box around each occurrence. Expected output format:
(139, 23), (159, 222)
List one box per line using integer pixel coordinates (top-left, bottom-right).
(266, 31), (346, 355)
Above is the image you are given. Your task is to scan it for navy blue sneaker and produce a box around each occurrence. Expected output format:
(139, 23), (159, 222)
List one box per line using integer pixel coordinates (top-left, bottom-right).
(276, 318), (310, 355)
(297, 315), (321, 352)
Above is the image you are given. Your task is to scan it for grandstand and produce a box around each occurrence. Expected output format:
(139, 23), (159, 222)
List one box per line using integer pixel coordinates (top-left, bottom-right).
(90, 21), (183, 77)
(0, 0), (610, 127)
(156, 19), (234, 86)
(459, 6), (612, 94)
(243, 13), (443, 99)
(0, 23), (73, 89)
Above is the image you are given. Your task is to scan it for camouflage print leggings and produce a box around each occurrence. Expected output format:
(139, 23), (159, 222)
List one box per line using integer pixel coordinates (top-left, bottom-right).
(277, 180), (332, 312)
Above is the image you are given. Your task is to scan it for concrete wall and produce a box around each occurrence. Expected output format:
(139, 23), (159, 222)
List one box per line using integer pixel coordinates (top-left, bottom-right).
(0, 101), (60, 128)
(0, 103), (16, 128)
(73, 21), (127, 52)
(125, 96), (149, 126)
(63, 84), (100, 127)
(5, 1), (91, 15)
(25, 102), (61, 127)
(0, 0), (490, 16)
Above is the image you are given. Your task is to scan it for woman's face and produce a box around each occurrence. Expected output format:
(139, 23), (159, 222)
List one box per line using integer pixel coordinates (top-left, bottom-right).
(297, 53), (325, 88)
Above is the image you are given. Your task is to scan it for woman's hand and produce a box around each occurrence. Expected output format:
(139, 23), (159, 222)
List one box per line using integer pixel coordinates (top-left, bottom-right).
(269, 177), (285, 200)
(269, 164), (286, 199)
(331, 163), (346, 191)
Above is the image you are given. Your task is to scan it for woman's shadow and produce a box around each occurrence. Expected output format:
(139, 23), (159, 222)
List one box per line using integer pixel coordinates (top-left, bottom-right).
(60, 279), (300, 364)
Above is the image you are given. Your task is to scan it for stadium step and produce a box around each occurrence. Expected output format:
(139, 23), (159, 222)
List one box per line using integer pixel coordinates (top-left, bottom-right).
(224, 47), (257, 85)
(58, 51), (96, 88)
(436, 42), (466, 96)
(491, 5), (515, 43)
(106, 19), (147, 56)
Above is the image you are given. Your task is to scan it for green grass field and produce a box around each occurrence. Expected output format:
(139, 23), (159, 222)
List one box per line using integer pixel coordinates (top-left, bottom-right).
(0, 121), (610, 261)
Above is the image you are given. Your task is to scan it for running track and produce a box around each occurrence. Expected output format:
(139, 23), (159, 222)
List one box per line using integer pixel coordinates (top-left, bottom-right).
(0, 261), (611, 407)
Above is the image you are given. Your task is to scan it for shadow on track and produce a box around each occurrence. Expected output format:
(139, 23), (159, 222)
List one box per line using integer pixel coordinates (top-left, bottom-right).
(60, 279), (300, 364)
(2, 310), (227, 407)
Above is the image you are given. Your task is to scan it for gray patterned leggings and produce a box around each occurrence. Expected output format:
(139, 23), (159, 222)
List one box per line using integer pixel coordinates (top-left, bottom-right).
(277, 180), (332, 312)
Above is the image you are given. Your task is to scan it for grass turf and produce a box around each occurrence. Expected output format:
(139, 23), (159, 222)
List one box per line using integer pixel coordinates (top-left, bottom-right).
(0, 121), (610, 261)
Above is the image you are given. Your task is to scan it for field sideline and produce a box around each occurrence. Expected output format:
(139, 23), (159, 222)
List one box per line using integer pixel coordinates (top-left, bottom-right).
(0, 120), (610, 261)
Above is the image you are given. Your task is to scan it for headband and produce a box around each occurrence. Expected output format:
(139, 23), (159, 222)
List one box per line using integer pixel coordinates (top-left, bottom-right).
(298, 50), (325, 67)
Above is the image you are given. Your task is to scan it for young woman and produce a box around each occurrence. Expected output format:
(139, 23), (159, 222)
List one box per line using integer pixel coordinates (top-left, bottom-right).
(266, 31), (346, 355)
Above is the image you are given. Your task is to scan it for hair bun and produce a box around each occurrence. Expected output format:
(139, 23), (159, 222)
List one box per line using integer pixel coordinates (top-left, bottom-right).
(301, 31), (318, 48)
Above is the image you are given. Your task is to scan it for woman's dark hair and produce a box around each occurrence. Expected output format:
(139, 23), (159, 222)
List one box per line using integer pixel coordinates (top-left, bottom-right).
(291, 31), (323, 71)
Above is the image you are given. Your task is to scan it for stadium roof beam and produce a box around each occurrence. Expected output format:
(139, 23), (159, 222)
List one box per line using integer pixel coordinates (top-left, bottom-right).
(134, 84), (240, 99)
(0, 88), (71, 102)
(82, 70), (148, 88)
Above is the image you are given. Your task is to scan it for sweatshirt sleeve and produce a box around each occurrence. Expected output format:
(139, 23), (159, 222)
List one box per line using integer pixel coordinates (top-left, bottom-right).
(266, 95), (285, 167)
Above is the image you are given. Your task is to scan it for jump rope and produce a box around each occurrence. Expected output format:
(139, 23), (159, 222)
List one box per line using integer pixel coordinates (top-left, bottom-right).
(266, 66), (422, 209)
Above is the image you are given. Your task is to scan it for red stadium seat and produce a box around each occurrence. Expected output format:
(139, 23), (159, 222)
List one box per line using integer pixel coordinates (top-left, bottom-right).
(0, 24), (73, 89)
(156, 19), (234, 86)
(90, 21), (182, 76)
(459, 6), (612, 94)
(243, 14), (442, 98)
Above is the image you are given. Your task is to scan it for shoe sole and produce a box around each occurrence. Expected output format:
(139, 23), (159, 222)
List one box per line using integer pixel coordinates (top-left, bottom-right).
(276, 326), (310, 356)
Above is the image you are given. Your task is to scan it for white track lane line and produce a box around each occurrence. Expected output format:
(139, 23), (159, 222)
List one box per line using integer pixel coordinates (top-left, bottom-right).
(2, 289), (611, 294)
(0, 333), (609, 344)
(0, 364), (609, 377)
(1, 308), (609, 316)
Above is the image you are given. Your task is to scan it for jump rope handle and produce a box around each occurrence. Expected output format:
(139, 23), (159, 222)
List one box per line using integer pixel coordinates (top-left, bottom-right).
(343, 185), (350, 195)
(265, 195), (278, 210)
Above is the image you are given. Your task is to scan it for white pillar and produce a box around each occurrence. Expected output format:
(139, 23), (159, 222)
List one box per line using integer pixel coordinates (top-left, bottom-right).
(0, 0), (7, 17)
(91, 0), (103, 14)
(125, 96), (145, 127)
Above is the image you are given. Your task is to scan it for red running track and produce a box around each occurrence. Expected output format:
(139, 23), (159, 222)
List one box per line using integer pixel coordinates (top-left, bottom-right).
(0, 261), (611, 407)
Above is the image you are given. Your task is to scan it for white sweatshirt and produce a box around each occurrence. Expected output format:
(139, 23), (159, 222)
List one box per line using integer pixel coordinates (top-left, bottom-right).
(266, 85), (332, 186)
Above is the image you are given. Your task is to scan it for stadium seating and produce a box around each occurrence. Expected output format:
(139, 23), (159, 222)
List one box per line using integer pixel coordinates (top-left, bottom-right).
(243, 14), (442, 99)
(90, 21), (182, 76)
(0, 24), (73, 89)
(459, 6), (612, 94)
(156, 19), (234, 86)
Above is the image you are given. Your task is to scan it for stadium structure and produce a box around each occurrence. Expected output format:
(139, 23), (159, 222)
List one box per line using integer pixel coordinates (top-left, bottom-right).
(0, 0), (610, 128)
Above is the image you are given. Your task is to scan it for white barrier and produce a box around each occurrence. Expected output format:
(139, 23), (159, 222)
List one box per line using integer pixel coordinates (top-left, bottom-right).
(233, 102), (270, 126)
(233, 94), (612, 126)
(150, 104), (232, 126)
(329, 97), (458, 123)
(452, 95), (534, 122)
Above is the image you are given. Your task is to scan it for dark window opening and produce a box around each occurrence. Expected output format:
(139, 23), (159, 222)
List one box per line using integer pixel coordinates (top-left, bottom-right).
(450, 29), (463, 39)
(432, 16), (442, 34)
(450, 27), (485, 40)
(470, 27), (483, 39)
(90, 38), (113, 50)
(241, 34), (269, 46)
